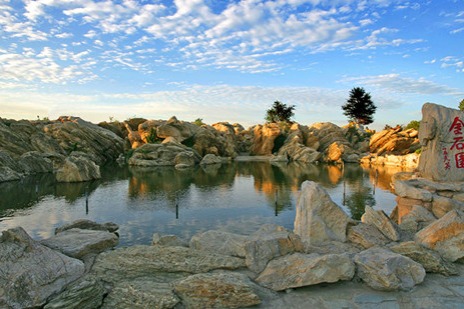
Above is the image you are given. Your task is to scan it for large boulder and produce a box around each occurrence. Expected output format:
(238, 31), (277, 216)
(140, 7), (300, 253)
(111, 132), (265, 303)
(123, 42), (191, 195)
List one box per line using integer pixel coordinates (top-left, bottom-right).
(256, 253), (355, 291)
(294, 181), (353, 245)
(277, 136), (321, 163)
(369, 127), (420, 156)
(41, 228), (119, 259)
(415, 209), (464, 262)
(128, 141), (201, 167)
(0, 227), (85, 309)
(55, 154), (101, 182)
(244, 224), (304, 273)
(189, 230), (249, 257)
(250, 123), (282, 155)
(417, 103), (464, 181)
(44, 276), (107, 309)
(55, 219), (119, 234)
(347, 222), (390, 249)
(389, 241), (457, 276)
(354, 247), (426, 291)
(361, 205), (400, 241)
(173, 272), (262, 308)
(156, 116), (199, 143)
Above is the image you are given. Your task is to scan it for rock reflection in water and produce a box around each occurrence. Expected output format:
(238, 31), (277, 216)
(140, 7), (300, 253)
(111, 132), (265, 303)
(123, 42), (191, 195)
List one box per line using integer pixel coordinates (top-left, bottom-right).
(0, 162), (409, 246)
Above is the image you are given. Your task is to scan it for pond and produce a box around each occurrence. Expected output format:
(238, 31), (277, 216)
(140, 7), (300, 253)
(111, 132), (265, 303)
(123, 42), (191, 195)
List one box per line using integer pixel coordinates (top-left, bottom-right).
(0, 161), (409, 247)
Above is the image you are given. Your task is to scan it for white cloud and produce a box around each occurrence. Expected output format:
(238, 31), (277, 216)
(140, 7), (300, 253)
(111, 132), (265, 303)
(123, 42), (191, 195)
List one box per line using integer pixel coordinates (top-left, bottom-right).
(340, 74), (463, 96)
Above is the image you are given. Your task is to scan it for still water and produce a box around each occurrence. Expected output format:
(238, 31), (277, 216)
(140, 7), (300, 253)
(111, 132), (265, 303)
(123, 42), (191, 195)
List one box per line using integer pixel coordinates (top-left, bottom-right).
(0, 162), (408, 247)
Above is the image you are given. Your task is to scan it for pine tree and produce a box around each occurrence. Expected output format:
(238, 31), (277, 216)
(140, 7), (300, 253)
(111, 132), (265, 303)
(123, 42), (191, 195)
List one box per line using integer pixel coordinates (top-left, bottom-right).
(459, 99), (464, 111)
(342, 87), (377, 125)
(265, 101), (295, 123)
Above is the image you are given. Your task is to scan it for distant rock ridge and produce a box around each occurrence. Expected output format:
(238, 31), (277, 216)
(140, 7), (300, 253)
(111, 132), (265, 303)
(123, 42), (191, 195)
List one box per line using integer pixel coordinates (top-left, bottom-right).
(0, 113), (421, 183)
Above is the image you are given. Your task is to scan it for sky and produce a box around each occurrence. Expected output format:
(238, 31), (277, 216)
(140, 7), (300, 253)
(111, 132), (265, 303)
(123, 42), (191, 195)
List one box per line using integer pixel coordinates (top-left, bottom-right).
(0, 0), (463, 130)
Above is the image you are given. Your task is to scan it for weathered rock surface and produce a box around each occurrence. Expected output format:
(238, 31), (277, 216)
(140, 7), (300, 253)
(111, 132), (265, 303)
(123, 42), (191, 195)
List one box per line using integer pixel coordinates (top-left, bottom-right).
(250, 123), (282, 155)
(55, 219), (119, 234)
(256, 253), (355, 291)
(369, 126), (420, 156)
(152, 233), (188, 247)
(200, 153), (223, 165)
(0, 227), (85, 309)
(431, 194), (464, 218)
(55, 153), (101, 182)
(418, 103), (464, 182)
(277, 137), (321, 163)
(354, 247), (426, 291)
(294, 181), (352, 245)
(128, 141), (201, 167)
(44, 276), (107, 309)
(92, 245), (246, 280)
(361, 205), (400, 241)
(415, 209), (464, 262)
(244, 224), (304, 273)
(101, 277), (181, 309)
(398, 205), (436, 232)
(41, 228), (119, 259)
(347, 222), (390, 249)
(190, 230), (249, 257)
(173, 272), (262, 308)
(389, 241), (457, 276)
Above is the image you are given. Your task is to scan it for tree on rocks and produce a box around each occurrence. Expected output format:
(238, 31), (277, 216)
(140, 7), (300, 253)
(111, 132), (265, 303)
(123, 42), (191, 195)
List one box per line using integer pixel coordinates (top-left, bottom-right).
(459, 98), (464, 111)
(265, 101), (295, 123)
(342, 87), (377, 125)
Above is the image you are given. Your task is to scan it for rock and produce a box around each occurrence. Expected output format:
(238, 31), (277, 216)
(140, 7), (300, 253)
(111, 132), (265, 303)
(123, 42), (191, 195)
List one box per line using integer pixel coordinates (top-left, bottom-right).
(277, 137), (321, 163)
(55, 219), (119, 234)
(354, 247), (426, 291)
(369, 127), (420, 156)
(44, 116), (124, 165)
(55, 154), (101, 182)
(398, 205), (436, 232)
(417, 103), (464, 182)
(173, 272), (262, 308)
(0, 227), (85, 309)
(256, 253), (355, 291)
(361, 205), (400, 241)
(394, 178), (433, 201)
(347, 223), (390, 249)
(91, 245), (246, 281)
(415, 209), (464, 262)
(0, 151), (23, 181)
(250, 123), (282, 155)
(174, 151), (197, 167)
(0, 165), (22, 182)
(200, 153), (223, 165)
(41, 228), (119, 259)
(432, 194), (464, 218)
(304, 240), (361, 255)
(190, 230), (249, 257)
(389, 241), (457, 276)
(19, 151), (54, 174)
(152, 233), (188, 247)
(294, 181), (352, 245)
(128, 141), (201, 167)
(44, 276), (107, 309)
(156, 116), (199, 142)
(244, 224), (304, 273)
(101, 277), (180, 309)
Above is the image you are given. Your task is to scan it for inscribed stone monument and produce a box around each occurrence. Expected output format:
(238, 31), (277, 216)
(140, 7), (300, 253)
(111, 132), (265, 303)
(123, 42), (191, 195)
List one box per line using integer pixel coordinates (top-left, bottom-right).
(418, 103), (464, 182)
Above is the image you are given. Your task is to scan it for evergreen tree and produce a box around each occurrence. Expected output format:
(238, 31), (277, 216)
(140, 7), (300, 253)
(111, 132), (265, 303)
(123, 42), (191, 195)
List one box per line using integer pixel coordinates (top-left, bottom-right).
(342, 87), (377, 125)
(459, 99), (464, 111)
(265, 101), (295, 123)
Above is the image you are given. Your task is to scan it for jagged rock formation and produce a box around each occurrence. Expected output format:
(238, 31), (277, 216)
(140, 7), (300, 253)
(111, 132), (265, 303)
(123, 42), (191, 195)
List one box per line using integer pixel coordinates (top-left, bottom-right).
(0, 116), (124, 183)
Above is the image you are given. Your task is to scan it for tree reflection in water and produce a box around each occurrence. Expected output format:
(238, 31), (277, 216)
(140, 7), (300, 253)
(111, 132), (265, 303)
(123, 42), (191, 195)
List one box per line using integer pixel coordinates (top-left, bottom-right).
(0, 161), (411, 246)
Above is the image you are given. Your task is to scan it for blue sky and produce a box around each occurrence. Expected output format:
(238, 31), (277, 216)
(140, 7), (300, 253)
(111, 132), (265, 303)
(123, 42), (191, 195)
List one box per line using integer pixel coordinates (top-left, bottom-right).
(0, 0), (463, 130)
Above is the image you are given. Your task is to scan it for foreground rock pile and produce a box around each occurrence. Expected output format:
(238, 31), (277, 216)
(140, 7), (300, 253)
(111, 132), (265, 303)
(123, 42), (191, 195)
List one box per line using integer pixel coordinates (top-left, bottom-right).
(1, 179), (462, 309)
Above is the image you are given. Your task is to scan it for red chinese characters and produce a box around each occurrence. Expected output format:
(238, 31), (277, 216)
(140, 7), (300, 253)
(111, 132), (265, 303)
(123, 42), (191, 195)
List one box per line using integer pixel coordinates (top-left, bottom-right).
(447, 116), (464, 169)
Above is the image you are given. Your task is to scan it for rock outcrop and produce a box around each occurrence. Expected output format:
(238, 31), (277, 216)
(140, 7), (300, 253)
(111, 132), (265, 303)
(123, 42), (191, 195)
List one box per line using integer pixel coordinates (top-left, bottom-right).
(418, 103), (464, 181)
(0, 227), (85, 308)
(294, 181), (353, 245)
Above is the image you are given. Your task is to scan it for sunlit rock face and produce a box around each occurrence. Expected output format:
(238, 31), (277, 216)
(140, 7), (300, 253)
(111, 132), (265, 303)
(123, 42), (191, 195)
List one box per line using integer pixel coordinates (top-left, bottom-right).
(418, 103), (464, 182)
(294, 181), (352, 245)
(250, 123), (282, 155)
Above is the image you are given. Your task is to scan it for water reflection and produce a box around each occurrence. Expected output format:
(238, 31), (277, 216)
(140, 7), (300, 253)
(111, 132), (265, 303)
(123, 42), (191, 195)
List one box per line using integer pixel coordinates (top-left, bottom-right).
(0, 162), (409, 246)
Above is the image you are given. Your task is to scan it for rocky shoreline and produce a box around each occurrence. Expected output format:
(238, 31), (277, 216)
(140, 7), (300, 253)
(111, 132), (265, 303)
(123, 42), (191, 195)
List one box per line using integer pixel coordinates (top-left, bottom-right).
(1, 176), (463, 308)
(1, 114), (420, 184)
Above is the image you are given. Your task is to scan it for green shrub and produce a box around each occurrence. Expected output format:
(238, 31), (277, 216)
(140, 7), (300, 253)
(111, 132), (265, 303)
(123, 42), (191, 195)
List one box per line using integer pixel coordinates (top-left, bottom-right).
(405, 120), (420, 130)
